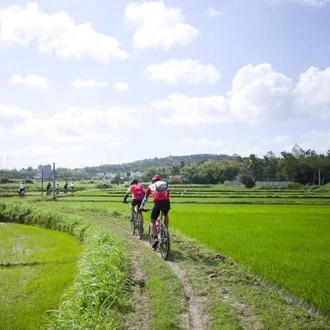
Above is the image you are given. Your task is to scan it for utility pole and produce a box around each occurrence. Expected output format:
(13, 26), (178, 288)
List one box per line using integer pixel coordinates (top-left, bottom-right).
(41, 168), (44, 196)
(52, 162), (56, 200)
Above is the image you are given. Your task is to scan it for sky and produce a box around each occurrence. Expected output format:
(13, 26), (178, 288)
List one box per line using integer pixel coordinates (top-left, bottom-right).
(0, 0), (330, 170)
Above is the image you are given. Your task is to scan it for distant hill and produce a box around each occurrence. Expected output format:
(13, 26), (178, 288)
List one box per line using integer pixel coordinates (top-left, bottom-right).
(83, 154), (234, 175)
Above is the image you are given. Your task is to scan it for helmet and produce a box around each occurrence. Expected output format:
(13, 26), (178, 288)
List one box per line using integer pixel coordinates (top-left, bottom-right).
(151, 174), (161, 183)
(130, 178), (138, 185)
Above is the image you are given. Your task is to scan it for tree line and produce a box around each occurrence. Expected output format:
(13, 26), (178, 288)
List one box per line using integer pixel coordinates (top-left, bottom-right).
(137, 145), (330, 185)
(1, 145), (330, 185)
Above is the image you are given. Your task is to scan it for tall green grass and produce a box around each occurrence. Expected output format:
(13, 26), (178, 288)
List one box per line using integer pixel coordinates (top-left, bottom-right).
(0, 203), (130, 329)
(170, 204), (330, 315)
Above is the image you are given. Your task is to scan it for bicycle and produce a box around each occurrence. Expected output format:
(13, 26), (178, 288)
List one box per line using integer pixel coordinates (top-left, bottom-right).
(148, 209), (170, 260)
(123, 201), (146, 240)
(18, 189), (25, 198)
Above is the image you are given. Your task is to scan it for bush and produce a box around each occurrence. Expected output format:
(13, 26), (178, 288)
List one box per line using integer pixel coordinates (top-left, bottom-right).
(0, 177), (11, 184)
(287, 182), (305, 190)
(240, 175), (256, 188)
(96, 182), (113, 189)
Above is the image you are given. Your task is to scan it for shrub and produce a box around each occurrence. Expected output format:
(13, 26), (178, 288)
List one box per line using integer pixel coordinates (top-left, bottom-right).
(0, 177), (11, 184)
(96, 182), (113, 189)
(240, 175), (256, 188)
(287, 182), (305, 190)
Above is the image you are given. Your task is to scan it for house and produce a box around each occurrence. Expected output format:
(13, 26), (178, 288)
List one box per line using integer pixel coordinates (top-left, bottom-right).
(36, 164), (52, 181)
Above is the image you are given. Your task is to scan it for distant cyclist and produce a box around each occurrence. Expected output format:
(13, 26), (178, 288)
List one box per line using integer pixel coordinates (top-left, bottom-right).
(64, 181), (68, 193)
(46, 182), (52, 194)
(123, 178), (145, 222)
(139, 174), (170, 249)
(55, 183), (60, 194)
(71, 182), (75, 192)
(19, 182), (26, 196)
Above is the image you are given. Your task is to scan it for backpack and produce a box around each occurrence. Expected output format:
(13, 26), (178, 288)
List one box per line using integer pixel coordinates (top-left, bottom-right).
(154, 180), (168, 191)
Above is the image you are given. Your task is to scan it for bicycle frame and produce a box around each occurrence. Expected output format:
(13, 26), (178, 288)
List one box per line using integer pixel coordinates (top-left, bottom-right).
(126, 201), (145, 240)
(149, 208), (170, 260)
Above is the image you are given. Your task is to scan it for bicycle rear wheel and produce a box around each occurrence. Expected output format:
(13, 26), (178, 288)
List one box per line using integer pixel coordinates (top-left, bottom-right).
(130, 212), (136, 235)
(159, 226), (170, 260)
(136, 213), (143, 239)
(148, 224), (153, 248)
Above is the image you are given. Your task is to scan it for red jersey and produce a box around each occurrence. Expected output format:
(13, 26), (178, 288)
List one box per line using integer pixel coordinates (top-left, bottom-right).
(127, 184), (145, 201)
(145, 182), (170, 202)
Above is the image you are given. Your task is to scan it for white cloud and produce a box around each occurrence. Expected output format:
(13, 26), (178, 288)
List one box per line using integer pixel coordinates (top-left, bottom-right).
(206, 8), (222, 18)
(124, 0), (200, 50)
(72, 79), (108, 89)
(183, 138), (225, 147)
(290, 0), (330, 6)
(268, 0), (330, 6)
(0, 2), (129, 63)
(0, 104), (33, 129)
(228, 63), (294, 124)
(144, 58), (221, 85)
(113, 82), (129, 92)
(10, 73), (49, 90)
(294, 66), (330, 118)
(182, 137), (264, 157)
(300, 130), (330, 154)
(151, 93), (230, 126)
(49, 105), (142, 135)
(270, 135), (289, 145)
(149, 63), (330, 127)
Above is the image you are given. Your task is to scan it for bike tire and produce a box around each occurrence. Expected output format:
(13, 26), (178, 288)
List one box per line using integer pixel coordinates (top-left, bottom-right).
(159, 226), (170, 260)
(136, 213), (143, 240)
(148, 224), (153, 248)
(130, 213), (136, 235)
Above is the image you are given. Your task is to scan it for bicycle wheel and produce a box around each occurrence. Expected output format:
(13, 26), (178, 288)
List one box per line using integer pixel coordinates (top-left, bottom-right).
(129, 212), (136, 235)
(148, 224), (153, 248)
(136, 213), (143, 239)
(159, 226), (170, 260)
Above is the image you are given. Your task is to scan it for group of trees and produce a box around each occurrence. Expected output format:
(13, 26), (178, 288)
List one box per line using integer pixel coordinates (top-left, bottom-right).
(1, 145), (330, 186)
(138, 146), (330, 185)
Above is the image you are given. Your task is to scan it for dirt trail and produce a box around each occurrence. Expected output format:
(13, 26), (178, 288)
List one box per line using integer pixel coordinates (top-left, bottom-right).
(98, 218), (208, 329)
(167, 261), (208, 330)
(139, 237), (208, 330)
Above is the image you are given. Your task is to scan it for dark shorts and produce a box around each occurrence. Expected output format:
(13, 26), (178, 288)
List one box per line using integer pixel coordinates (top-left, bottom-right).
(151, 200), (170, 220)
(131, 199), (142, 208)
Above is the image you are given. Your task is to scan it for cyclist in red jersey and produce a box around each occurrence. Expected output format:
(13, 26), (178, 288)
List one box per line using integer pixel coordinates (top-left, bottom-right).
(123, 178), (145, 222)
(139, 174), (170, 249)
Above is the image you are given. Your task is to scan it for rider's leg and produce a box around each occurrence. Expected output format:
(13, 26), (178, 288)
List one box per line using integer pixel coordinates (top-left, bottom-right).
(163, 213), (169, 228)
(138, 201), (144, 224)
(130, 200), (136, 220)
(150, 203), (160, 238)
(151, 219), (157, 237)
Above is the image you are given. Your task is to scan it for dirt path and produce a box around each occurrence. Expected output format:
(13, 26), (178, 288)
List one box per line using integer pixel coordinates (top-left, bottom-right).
(166, 261), (208, 329)
(97, 218), (208, 329)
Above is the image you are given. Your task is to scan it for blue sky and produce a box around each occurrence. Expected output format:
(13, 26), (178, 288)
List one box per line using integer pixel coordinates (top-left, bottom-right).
(0, 0), (329, 169)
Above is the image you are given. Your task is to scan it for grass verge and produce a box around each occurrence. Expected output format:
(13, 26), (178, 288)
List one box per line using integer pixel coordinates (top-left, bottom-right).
(0, 202), (130, 330)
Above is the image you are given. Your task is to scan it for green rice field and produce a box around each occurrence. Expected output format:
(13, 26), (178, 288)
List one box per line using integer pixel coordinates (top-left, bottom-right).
(1, 182), (330, 320)
(0, 223), (82, 330)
